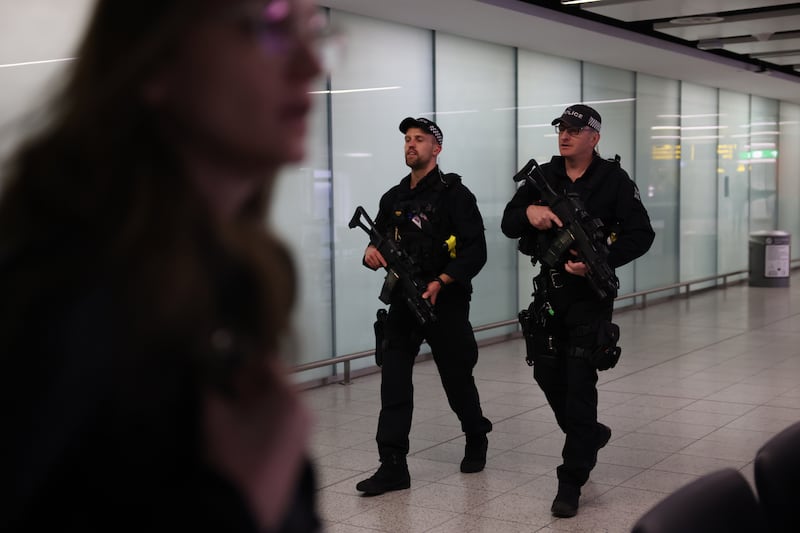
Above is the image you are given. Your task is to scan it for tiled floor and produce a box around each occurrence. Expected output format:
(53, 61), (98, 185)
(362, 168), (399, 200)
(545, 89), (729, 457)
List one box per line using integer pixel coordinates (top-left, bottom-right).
(304, 273), (800, 532)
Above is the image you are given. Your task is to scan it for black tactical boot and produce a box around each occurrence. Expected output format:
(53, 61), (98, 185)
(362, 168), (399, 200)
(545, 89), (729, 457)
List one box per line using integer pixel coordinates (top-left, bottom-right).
(551, 482), (581, 518)
(592, 423), (612, 468)
(355, 455), (410, 496)
(460, 434), (489, 473)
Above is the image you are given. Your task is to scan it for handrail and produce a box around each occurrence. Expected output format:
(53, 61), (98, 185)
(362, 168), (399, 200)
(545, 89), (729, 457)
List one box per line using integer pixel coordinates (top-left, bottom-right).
(615, 269), (749, 308)
(292, 262), (798, 383)
(290, 317), (521, 375)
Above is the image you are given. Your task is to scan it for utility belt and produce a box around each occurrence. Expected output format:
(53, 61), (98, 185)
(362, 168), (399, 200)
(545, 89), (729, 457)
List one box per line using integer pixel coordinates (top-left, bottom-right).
(518, 268), (621, 371)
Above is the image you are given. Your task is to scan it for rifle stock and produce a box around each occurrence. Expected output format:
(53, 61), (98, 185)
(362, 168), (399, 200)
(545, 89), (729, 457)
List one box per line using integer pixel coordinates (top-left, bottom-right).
(514, 159), (619, 300)
(349, 206), (437, 325)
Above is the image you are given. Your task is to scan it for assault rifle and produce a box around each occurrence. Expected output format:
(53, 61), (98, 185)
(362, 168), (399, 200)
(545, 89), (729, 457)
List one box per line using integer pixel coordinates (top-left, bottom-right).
(513, 158), (619, 300)
(349, 206), (436, 325)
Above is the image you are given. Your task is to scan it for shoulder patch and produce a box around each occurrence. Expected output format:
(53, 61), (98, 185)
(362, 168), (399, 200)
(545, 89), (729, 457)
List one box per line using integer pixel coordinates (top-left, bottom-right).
(632, 182), (642, 202)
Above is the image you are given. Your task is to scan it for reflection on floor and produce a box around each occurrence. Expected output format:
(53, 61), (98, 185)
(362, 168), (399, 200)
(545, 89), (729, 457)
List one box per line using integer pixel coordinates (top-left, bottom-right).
(304, 273), (800, 532)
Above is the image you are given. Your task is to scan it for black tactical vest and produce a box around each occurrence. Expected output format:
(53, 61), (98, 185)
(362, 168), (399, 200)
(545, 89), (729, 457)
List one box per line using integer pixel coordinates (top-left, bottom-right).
(388, 171), (460, 276)
(518, 157), (619, 262)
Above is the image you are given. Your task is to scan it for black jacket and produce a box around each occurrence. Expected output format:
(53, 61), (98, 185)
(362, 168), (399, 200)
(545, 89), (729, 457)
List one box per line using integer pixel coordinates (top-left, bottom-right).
(372, 166), (487, 290)
(0, 245), (319, 533)
(501, 155), (654, 271)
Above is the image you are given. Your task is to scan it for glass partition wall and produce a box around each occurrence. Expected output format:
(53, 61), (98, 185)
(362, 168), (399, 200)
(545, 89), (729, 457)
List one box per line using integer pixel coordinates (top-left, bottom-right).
(262, 14), (800, 380)
(3, 8), (798, 381)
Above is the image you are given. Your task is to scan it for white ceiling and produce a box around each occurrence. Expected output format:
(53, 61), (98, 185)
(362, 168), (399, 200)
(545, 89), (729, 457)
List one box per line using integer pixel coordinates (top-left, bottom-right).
(548, 0), (800, 78)
(319, 0), (800, 105)
(580, 0), (799, 22)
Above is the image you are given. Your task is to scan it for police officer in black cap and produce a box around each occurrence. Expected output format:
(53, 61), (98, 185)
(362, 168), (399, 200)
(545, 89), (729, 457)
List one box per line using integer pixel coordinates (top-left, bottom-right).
(502, 104), (654, 517)
(355, 117), (492, 496)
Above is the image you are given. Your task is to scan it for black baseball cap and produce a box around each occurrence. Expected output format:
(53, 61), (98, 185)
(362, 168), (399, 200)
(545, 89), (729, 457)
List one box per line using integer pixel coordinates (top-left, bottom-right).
(551, 104), (602, 132)
(399, 117), (443, 145)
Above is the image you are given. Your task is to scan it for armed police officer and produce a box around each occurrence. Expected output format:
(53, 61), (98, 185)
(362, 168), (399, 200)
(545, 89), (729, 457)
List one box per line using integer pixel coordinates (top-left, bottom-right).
(355, 117), (492, 496)
(501, 104), (654, 518)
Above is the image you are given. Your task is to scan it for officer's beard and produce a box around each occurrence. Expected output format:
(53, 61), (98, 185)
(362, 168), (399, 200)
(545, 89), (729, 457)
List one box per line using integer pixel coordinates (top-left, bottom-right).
(405, 153), (430, 170)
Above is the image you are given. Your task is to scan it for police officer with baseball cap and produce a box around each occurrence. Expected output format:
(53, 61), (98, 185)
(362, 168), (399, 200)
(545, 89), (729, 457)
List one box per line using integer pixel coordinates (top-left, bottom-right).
(551, 104), (603, 134)
(502, 104), (654, 518)
(398, 116), (444, 145)
(355, 116), (492, 496)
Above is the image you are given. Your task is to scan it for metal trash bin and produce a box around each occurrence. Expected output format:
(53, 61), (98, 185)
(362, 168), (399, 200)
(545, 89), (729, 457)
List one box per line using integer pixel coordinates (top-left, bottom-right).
(749, 230), (790, 287)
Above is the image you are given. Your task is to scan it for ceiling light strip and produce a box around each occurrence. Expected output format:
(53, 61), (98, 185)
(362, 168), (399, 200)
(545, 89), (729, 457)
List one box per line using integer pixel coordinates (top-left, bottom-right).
(309, 86), (402, 95)
(0, 57), (75, 69)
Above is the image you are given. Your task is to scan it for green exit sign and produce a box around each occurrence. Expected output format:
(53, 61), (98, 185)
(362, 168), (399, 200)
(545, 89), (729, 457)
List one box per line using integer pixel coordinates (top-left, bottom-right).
(740, 150), (779, 159)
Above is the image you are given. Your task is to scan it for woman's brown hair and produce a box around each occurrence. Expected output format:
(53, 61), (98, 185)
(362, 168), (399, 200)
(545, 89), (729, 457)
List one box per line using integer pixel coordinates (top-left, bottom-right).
(0, 0), (296, 372)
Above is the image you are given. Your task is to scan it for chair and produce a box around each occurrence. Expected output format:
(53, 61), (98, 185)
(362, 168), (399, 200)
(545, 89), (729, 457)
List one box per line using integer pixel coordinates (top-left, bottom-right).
(754, 420), (800, 533)
(631, 468), (763, 533)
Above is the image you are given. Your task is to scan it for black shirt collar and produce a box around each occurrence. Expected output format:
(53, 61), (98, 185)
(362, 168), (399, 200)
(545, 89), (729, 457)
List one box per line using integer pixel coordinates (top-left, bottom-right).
(402, 165), (442, 193)
(550, 154), (602, 189)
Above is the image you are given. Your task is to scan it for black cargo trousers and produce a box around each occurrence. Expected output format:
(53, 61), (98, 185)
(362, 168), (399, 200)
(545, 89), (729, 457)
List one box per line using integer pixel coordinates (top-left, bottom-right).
(532, 269), (613, 488)
(376, 282), (492, 460)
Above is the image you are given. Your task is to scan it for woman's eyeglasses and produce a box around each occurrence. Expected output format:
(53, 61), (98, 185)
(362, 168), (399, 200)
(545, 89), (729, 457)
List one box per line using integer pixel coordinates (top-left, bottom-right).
(229, 1), (344, 70)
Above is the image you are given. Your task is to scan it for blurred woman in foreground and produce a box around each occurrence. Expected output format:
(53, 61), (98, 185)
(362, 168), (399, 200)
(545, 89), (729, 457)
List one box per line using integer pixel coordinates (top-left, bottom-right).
(1, 0), (323, 531)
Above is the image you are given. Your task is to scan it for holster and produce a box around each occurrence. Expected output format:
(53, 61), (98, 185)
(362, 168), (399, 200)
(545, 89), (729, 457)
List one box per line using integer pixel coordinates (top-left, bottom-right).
(373, 308), (388, 367)
(518, 301), (558, 367)
(569, 320), (622, 371)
